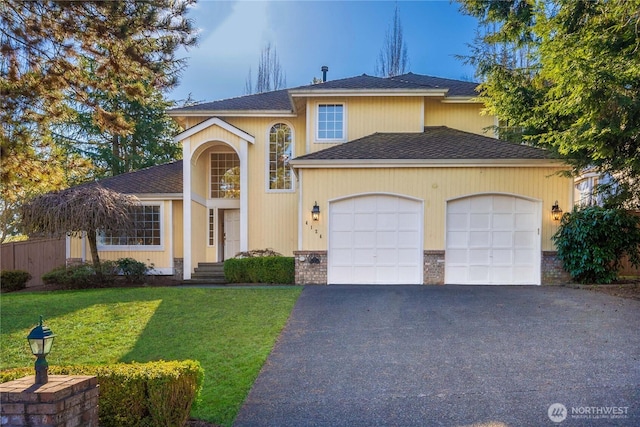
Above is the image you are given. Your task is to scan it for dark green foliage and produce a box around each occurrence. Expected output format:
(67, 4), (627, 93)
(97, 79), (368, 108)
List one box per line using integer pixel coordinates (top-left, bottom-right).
(0, 270), (31, 292)
(114, 258), (150, 283)
(224, 257), (295, 284)
(42, 258), (151, 288)
(552, 206), (640, 284)
(0, 360), (204, 427)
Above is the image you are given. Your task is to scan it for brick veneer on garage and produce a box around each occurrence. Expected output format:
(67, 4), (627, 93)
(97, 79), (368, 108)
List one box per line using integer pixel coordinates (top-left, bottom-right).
(542, 251), (573, 285)
(293, 250), (569, 286)
(294, 251), (327, 285)
(0, 375), (99, 427)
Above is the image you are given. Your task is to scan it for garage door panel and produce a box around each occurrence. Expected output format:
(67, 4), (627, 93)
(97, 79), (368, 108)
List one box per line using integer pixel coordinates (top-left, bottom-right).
(469, 249), (490, 264)
(515, 213), (536, 228)
(354, 213), (376, 230)
(332, 213), (353, 231)
(469, 231), (490, 247)
(493, 195), (515, 211)
(471, 196), (492, 211)
(398, 213), (420, 229)
(329, 195), (422, 285)
(492, 231), (513, 247)
(492, 214), (514, 229)
(447, 231), (468, 247)
(492, 249), (513, 264)
(448, 213), (468, 230)
(446, 195), (541, 285)
(470, 213), (490, 229)
(469, 265), (490, 282)
(353, 231), (374, 247)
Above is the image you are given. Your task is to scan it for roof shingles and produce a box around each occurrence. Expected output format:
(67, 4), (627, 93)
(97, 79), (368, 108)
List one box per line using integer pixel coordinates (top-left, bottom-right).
(86, 160), (183, 194)
(293, 127), (552, 161)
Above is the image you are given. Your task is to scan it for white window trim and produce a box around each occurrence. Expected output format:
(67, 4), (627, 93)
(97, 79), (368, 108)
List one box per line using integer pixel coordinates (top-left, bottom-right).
(315, 102), (346, 143)
(265, 121), (296, 193)
(97, 202), (164, 251)
(208, 208), (216, 247)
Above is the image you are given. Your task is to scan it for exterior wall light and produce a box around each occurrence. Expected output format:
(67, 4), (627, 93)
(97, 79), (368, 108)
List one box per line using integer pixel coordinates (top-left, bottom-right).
(551, 201), (563, 221)
(311, 202), (320, 221)
(27, 316), (56, 384)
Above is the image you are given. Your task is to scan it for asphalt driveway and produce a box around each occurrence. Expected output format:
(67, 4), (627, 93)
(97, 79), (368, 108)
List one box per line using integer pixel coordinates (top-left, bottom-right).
(234, 286), (640, 426)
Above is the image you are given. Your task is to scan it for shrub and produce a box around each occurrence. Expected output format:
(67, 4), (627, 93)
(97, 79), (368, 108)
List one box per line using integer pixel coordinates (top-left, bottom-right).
(552, 206), (640, 284)
(115, 257), (150, 283)
(224, 256), (294, 284)
(0, 360), (204, 427)
(42, 263), (102, 289)
(42, 258), (152, 288)
(0, 270), (31, 292)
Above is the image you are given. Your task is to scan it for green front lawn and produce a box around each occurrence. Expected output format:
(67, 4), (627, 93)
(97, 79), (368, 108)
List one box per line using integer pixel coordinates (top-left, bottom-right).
(0, 286), (302, 426)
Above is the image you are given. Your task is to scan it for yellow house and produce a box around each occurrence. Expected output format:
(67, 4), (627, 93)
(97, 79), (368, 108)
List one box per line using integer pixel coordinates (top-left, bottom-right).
(69, 72), (573, 285)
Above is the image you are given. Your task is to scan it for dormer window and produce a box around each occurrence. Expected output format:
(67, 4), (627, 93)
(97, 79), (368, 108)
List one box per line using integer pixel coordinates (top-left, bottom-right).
(317, 103), (345, 141)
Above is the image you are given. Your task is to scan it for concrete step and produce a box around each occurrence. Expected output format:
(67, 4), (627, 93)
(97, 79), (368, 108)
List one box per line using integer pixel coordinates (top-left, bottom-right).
(187, 262), (226, 284)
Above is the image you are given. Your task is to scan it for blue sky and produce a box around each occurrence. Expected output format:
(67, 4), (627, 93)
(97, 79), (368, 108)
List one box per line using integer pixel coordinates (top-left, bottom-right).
(169, 0), (480, 103)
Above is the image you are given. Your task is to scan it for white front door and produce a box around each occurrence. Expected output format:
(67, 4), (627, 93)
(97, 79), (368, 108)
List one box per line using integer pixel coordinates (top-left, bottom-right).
(445, 194), (541, 285)
(328, 194), (423, 285)
(223, 209), (240, 260)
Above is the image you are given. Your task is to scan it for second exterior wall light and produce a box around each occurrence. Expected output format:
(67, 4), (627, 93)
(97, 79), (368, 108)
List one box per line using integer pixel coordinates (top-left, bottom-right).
(311, 202), (320, 221)
(551, 201), (563, 221)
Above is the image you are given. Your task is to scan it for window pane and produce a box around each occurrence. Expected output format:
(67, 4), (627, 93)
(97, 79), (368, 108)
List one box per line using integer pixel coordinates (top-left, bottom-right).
(268, 123), (293, 190)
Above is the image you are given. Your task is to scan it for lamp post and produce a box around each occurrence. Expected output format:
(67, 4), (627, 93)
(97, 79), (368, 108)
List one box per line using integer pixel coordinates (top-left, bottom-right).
(26, 316), (55, 385)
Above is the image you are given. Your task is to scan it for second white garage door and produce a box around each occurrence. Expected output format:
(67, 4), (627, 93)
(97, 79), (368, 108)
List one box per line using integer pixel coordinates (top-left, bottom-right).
(445, 194), (541, 285)
(328, 194), (423, 285)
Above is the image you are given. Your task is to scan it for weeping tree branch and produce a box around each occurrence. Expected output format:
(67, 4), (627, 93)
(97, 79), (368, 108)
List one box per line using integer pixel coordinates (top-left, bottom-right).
(21, 185), (139, 270)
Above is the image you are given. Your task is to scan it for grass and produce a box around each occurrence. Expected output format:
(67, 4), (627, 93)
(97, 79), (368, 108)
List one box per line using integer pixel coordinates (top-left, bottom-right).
(0, 286), (302, 426)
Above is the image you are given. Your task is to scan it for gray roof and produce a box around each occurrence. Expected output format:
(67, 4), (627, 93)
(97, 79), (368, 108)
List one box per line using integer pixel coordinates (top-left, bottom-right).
(170, 73), (480, 114)
(85, 161), (183, 194)
(293, 127), (553, 161)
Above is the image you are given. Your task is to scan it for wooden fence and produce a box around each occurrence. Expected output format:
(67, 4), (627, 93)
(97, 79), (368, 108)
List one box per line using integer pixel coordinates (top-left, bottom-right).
(1, 238), (66, 287)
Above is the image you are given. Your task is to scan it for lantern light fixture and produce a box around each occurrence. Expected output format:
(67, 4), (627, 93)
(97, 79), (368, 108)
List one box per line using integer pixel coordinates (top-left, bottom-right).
(311, 202), (320, 221)
(551, 201), (563, 221)
(26, 316), (55, 385)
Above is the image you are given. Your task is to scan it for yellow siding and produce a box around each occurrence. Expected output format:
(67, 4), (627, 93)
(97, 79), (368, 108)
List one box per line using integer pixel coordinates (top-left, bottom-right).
(173, 200), (183, 257)
(424, 99), (495, 136)
(191, 201), (207, 270)
(300, 167), (572, 252)
(306, 97), (423, 153)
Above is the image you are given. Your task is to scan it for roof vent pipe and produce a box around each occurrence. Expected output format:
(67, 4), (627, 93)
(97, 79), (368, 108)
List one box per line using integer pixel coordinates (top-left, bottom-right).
(321, 65), (328, 82)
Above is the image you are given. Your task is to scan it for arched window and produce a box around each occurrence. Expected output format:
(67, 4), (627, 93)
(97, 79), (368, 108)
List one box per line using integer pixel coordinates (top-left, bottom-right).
(268, 123), (293, 190)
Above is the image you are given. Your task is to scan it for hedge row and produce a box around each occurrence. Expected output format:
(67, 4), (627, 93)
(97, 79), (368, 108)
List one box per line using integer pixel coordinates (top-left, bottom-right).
(0, 270), (31, 293)
(0, 360), (204, 427)
(224, 256), (294, 284)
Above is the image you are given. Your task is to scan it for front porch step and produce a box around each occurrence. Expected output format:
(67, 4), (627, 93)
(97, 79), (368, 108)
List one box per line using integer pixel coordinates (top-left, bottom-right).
(185, 262), (227, 284)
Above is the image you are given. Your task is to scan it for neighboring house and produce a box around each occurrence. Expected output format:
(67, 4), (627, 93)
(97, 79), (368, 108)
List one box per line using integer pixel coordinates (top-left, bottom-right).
(68, 71), (574, 285)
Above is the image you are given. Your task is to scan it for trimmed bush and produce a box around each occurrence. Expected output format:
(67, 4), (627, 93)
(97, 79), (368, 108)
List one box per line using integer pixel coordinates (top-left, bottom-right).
(224, 256), (294, 284)
(552, 206), (640, 284)
(42, 258), (152, 289)
(0, 360), (204, 427)
(0, 270), (31, 292)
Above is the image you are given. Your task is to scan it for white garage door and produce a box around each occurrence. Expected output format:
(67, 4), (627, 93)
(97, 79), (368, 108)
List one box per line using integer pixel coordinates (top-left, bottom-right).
(445, 194), (541, 285)
(328, 194), (423, 285)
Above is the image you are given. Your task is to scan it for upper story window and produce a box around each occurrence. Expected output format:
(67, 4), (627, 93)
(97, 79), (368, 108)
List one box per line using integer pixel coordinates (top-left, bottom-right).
(268, 123), (293, 191)
(98, 204), (161, 248)
(211, 151), (240, 199)
(317, 103), (344, 141)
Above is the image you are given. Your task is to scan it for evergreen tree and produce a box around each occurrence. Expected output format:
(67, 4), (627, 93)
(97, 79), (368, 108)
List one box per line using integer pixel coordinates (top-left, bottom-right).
(458, 0), (640, 206)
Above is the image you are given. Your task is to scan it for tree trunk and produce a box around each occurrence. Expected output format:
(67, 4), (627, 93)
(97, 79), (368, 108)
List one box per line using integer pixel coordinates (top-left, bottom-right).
(86, 230), (102, 274)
